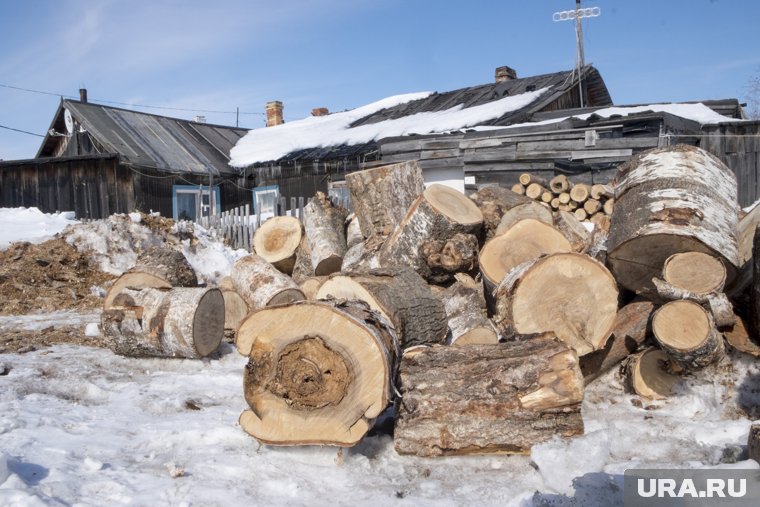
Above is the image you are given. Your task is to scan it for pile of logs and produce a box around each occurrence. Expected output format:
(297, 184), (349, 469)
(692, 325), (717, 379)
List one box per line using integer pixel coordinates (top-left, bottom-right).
(100, 145), (760, 459)
(511, 173), (615, 225)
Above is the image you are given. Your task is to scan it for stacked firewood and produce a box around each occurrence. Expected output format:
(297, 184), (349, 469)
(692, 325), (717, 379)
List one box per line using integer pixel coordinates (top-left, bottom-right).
(511, 173), (614, 225)
(101, 145), (758, 458)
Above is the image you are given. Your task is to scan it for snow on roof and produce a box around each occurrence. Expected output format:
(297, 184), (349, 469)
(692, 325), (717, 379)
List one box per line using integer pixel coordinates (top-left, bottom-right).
(229, 87), (551, 167)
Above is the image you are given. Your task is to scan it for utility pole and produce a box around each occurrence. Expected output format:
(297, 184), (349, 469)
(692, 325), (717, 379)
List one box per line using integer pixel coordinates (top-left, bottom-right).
(553, 1), (600, 108)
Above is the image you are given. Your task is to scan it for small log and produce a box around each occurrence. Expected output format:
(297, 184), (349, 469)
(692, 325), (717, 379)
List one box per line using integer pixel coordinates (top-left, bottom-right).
(590, 184), (614, 200)
(345, 160), (425, 238)
(583, 198), (601, 216)
(626, 348), (680, 400)
(237, 299), (399, 446)
(749, 424), (760, 464)
(299, 276), (327, 300)
(102, 287), (224, 358)
(554, 210), (592, 253)
(580, 300), (654, 384)
(231, 254), (305, 310)
(420, 233), (480, 284)
(569, 184), (591, 204)
(550, 197), (560, 210)
(603, 198), (615, 216)
(541, 191), (553, 203)
(663, 252), (726, 295)
(303, 192), (348, 276)
(550, 174), (572, 194)
(494, 201), (553, 236)
(511, 183), (526, 195)
(525, 183), (547, 200)
(519, 173), (548, 187)
(345, 214), (364, 249)
(290, 236), (315, 285)
(493, 252), (618, 356)
(724, 313), (760, 358)
(440, 282), (498, 345)
(590, 213), (611, 233)
(479, 219), (571, 309)
(394, 337), (584, 456)
(104, 246), (197, 309)
(252, 216), (302, 275)
(316, 269), (448, 348)
(558, 192), (571, 204)
(652, 300), (725, 370)
(379, 184), (483, 277)
(573, 208), (588, 222)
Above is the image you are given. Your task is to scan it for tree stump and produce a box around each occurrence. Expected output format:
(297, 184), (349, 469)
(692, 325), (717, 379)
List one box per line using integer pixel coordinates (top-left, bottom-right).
(394, 337), (584, 456)
(231, 254), (305, 310)
(608, 145), (739, 294)
(440, 282), (498, 345)
(236, 300), (399, 446)
(102, 287), (224, 358)
(651, 300), (725, 370)
(316, 269), (448, 348)
(252, 216), (302, 275)
(493, 252), (618, 356)
(303, 192), (348, 276)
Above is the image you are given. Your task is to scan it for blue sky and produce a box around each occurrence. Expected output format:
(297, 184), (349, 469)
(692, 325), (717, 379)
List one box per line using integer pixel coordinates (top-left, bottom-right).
(1, 0), (759, 161)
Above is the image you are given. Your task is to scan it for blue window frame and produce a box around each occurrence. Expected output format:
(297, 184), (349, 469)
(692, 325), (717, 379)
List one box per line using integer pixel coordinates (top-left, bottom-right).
(172, 185), (221, 221)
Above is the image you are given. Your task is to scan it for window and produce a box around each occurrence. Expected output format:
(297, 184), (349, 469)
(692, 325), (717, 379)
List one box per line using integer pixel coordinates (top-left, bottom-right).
(253, 185), (279, 217)
(172, 185), (220, 221)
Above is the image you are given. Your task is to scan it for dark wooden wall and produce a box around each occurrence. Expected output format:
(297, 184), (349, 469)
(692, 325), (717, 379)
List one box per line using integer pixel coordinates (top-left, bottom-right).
(701, 123), (760, 208)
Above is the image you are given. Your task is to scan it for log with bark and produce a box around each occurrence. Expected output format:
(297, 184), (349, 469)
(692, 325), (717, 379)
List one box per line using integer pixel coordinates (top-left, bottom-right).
(550, 175), (572, 194)
(580, 300), (654, 383)
(420, 233), (480, 284)
(753, 226), (760, 339)
(583, 199), (601, 216)
(554, 210), (592, 253)
(519, 173), (548, 187)
(345, 214), (364, 249)
(231, 254), (305, 310)
(219, 277), (249, 332)
(440, 282), (498, 345)
(493, 201), (554, 237)
(511, 183), (525, 195)
(252, 216), (302, 275)
(569, 183), (591, 204)
(525, 183), (548, 200)
(493, 252), (618, 356)
(299, 276), (327, 300)
(748, 424), (760, 463)
(104, 246), (197, 309)
(651, 299), (725, 370)
(102, 287), (224, 358)
(303, 192), (348, 276)
(480, 219), (572, 306)
(236, 299), (399, 446)
(394, 336), (584, 456)
(590, 184), (614, 200)
(607, 145), (739, 295)
(378, 184), (483, 277)
(469, 185), (530, 239)
(345, 160), (425, 239)
(290, 236), (315, 284)
(723, 313), (760, 358)
(626, 348), (681, 400)
(315, 268), (448, 348)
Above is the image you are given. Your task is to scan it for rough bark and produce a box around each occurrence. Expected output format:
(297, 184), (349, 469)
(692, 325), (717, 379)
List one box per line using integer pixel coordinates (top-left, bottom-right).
(394, 337), (584, 456)
(468, 185), (530, 239)
(608, 145), (739, 295)
(590, 184), (614, 200)
(752, 225), (760, 338)
(420, 233), (479, 284)
(290, 236), (315, 285)
(345, 160), (425, 239)
(102, 287), (224, 358)
(252, 216), (302, 275)
(724, 313), (760, 358)
(440, 282), (498, 345)
(652, 299), (725, 370)
(316, 268), (448, 348)
(749, 424), (760, 464)
(303, 192), (348, 276)
(626, 348), (681, 400)
(231, 254), (305, 310)
(554, 210), (592, 253)
(236, 299), (399, 446)
(494, 201), (554, 237)
(580, 300), (654, 384)
(493, 252), (618, 357)
(345, 214), (364, 249)
(218, 278), (249, 332)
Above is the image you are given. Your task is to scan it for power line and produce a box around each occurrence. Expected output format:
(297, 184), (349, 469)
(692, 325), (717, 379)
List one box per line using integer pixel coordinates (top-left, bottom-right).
(0, 124), (45, 137)
(0, 82), (264, 116)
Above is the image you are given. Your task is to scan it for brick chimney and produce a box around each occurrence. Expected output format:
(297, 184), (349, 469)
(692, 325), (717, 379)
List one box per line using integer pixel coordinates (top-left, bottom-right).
(495, 66), (517, 83)
(79, 88), (88, 103)
(266, 101), (284, 127)
(311, 107), (329, 117)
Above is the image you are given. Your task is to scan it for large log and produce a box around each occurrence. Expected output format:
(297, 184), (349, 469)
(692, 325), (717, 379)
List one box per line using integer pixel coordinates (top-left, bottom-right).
(493, 252), (618, 356)
(104, 246), (197, 309)
(608, 145), (739, 294)
(303, 192), (348, 276)
(580, 300), (654, 384)
(252, 216), (302, 275)
(493, 201), (554, 237)
(468, 185), (530, 239)
(394, 337), (584, 456)
(345, 161), (425, 239)
(440, 282), (498, 345)
(651, 300), (725, 370)
(231, 254), (305, 310)
(236, 299), (399, 446)
(378, 184), (483, 277)
(315, 269), (448, 348)
(102, 287), (224, 358)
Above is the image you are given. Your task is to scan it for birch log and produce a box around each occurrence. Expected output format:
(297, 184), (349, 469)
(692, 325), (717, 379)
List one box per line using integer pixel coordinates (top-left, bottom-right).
(219, 277), (249, 332)
(102, 287), (224, 358)
(626, 348), (681, 400)
(554, 210), (592, 253)
(494, 201), (554, 236)
(252, 216), (302, 275)
(608, 145), (739, 294)
(303, 192), (348, 276)
(652, 300), (725, 370)
(394, 337), (584, 456)
(440, 282), (498, 345)
(231, 254), (305, 310)
(236, 299), (399, 446)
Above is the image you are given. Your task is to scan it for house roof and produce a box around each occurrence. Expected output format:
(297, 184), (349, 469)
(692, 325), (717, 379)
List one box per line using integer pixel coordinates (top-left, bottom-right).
(37, 100), (248, 176)
(230, 65), (612, 168)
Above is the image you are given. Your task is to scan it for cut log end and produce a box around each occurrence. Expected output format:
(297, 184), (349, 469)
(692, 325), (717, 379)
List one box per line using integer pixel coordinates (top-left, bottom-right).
(652, 300), (724, 370)
(662, 251), (726, 295)
(628, 348), (680, 400)
(424, 184), (483, 226)
(253, 216), (302, 274)
(192, 289), (226, 356)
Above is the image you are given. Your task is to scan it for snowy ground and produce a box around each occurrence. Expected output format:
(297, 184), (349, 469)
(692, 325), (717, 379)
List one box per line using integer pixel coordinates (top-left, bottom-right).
(1, 208), (759, 506)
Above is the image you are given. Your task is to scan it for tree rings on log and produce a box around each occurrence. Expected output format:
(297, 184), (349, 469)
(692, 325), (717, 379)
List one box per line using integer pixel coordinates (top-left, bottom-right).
(662, 252), (726, 295)
(494, 201), (554, 237)
(252, 216), (302, 275)
(651, 300), (725, 370)
(627, 348), (680, 400)
(236, 300), (399, 446)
